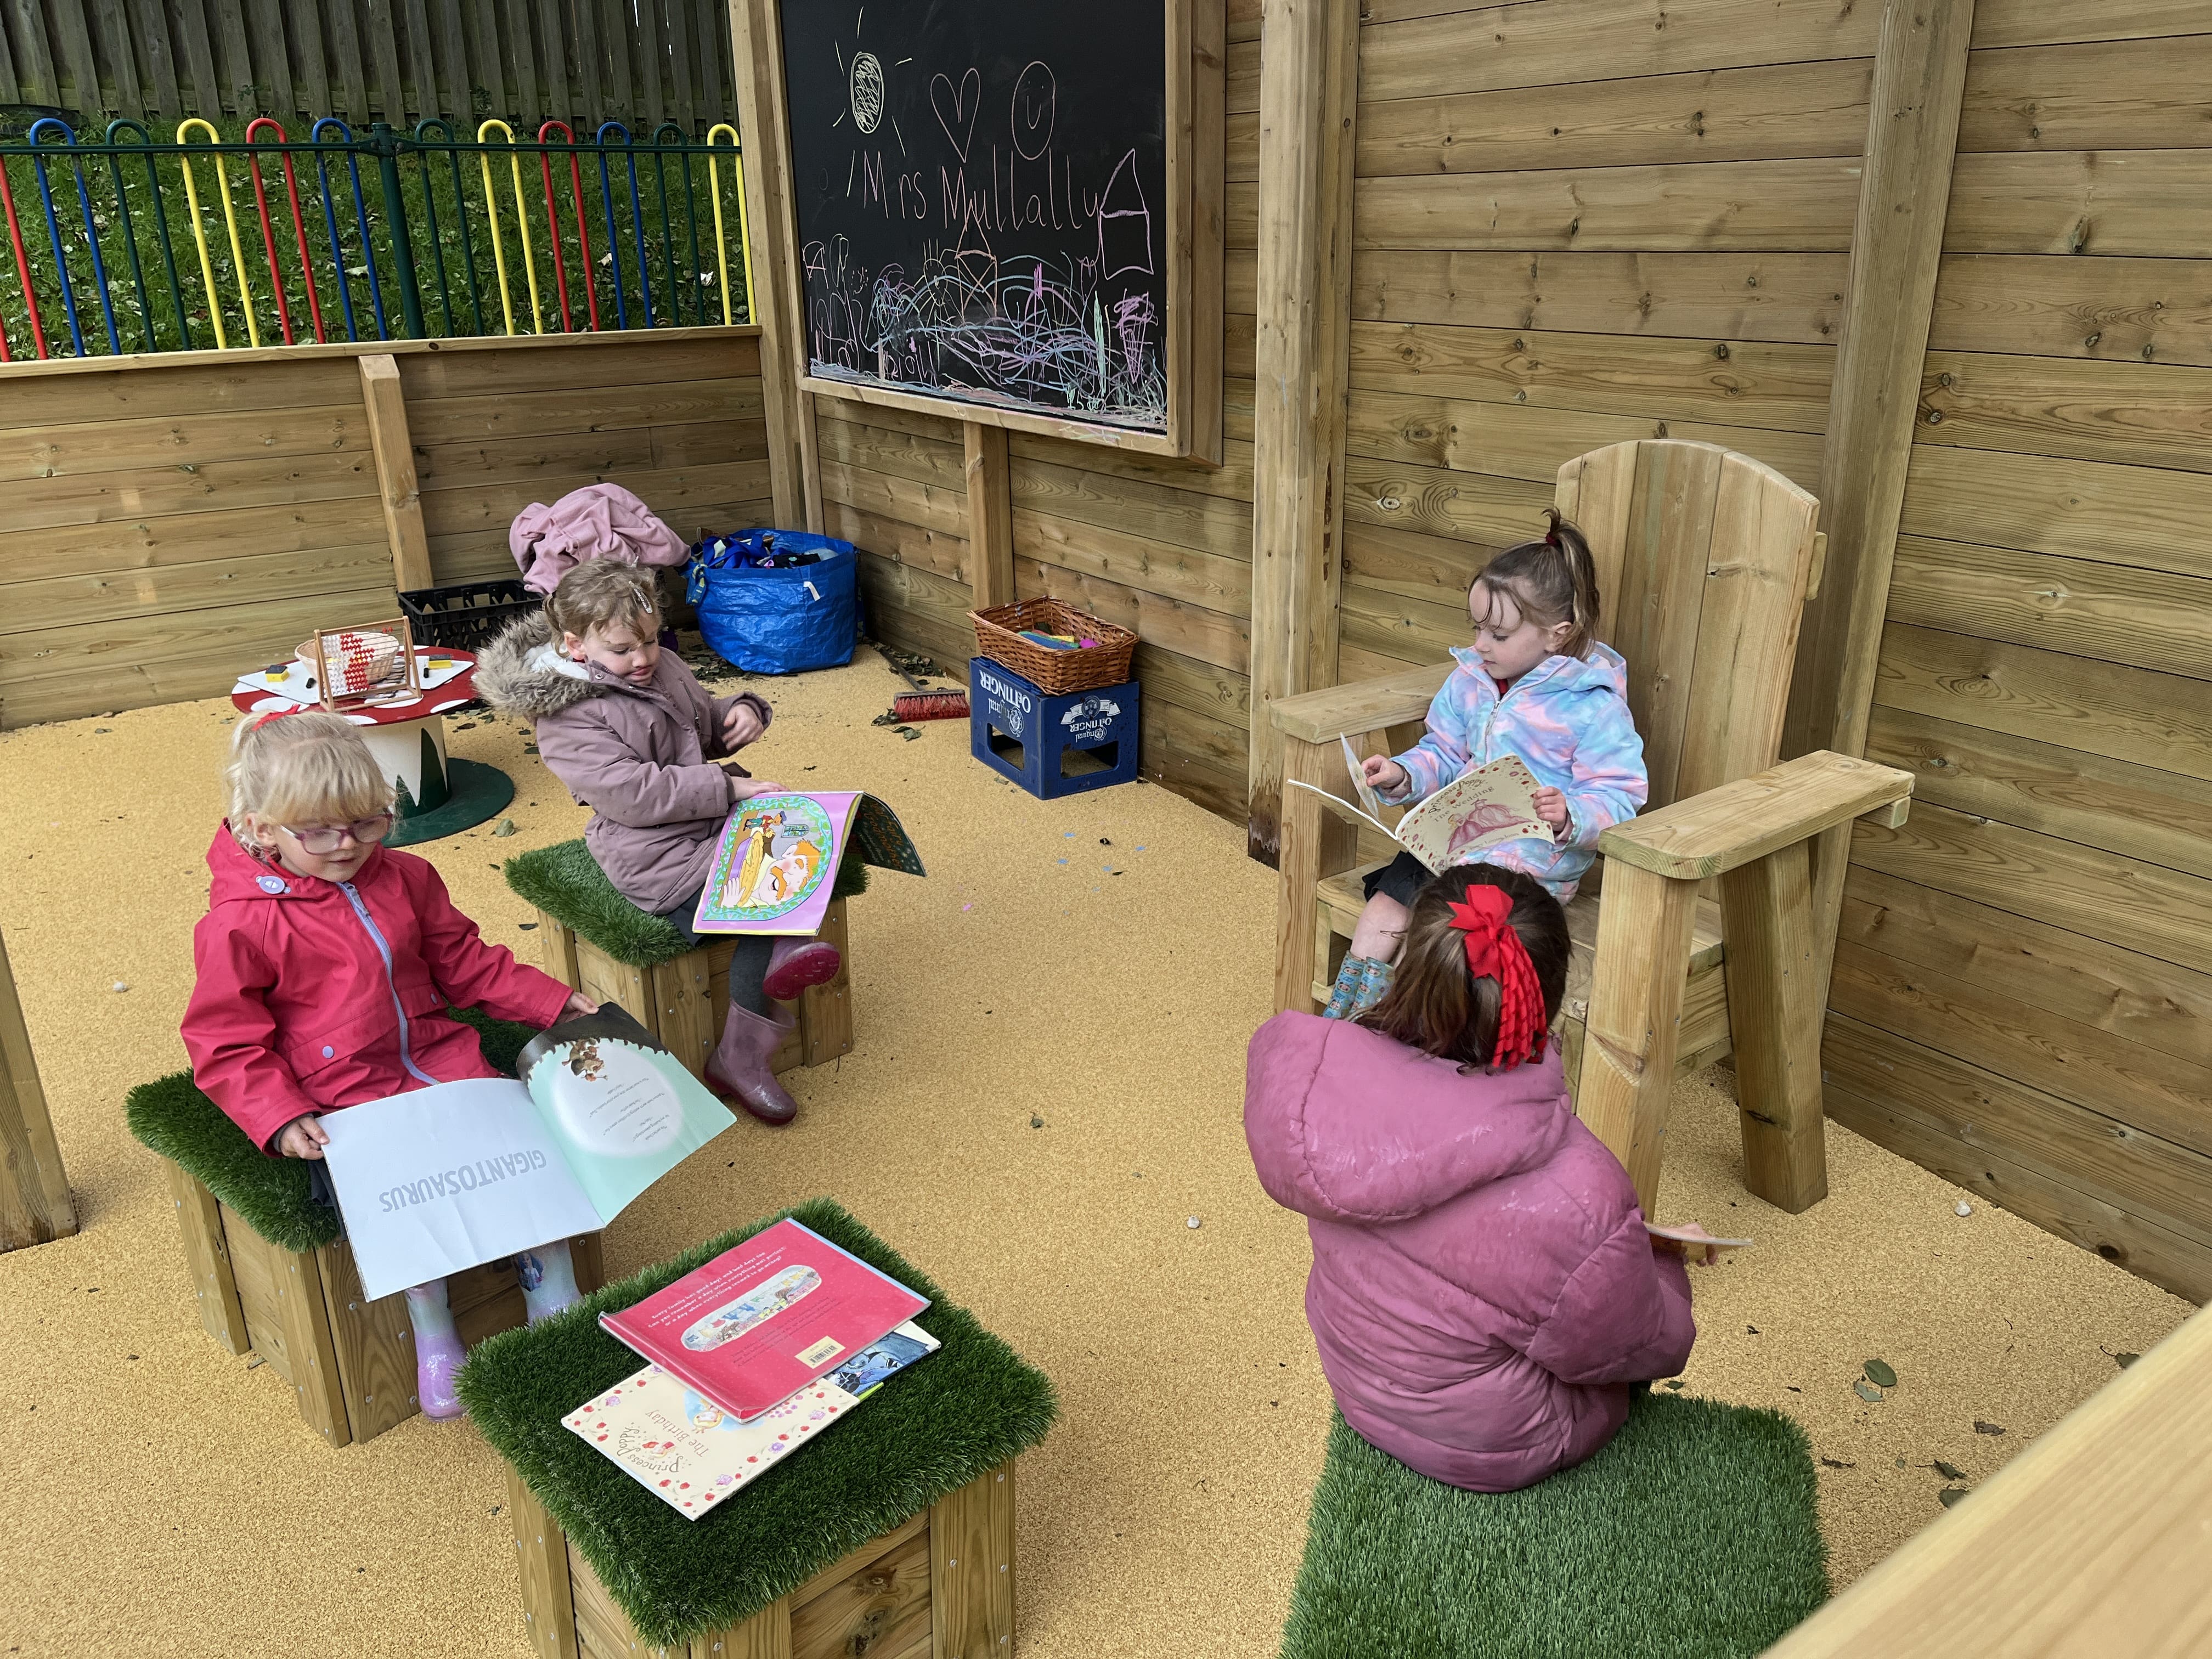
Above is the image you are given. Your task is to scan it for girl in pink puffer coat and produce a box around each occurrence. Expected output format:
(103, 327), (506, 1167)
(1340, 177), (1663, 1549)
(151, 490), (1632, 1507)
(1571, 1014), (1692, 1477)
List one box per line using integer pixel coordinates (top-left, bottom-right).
(1245, 862), (1716, 1492)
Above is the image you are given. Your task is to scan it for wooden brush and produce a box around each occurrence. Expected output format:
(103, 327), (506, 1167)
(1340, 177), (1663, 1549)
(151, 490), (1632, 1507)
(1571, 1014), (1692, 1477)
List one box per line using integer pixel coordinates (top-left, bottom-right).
(890, 662), (969, 721)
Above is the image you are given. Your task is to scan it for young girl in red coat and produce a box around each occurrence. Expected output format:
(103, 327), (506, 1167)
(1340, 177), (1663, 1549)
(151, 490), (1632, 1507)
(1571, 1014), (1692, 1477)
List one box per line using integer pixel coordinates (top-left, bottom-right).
(181, 710), (599, 1419)
(1245, 864), (1720, 1492)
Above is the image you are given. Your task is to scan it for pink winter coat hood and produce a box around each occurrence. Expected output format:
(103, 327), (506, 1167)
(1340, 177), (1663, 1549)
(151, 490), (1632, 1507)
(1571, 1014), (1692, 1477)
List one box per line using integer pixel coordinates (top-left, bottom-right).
(1245, 1010), (1694, 1492)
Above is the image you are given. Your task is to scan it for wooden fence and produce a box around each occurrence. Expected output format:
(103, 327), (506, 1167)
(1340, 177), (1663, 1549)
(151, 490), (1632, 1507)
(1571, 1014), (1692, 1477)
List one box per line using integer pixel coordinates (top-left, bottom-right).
(0, 325), (768, 727)
(0, 0), (735, 131)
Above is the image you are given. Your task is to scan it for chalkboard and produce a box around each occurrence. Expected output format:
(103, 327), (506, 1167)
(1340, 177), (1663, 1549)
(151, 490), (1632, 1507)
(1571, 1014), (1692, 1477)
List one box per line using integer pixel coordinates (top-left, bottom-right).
(778, 0), (1217, 454)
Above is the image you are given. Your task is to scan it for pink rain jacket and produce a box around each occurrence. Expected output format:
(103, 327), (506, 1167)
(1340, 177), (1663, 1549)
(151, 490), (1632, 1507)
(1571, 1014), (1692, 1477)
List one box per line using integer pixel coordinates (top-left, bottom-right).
(510, 482), (691, 596)
(182, 828), (573, 1151)
(1245, 1010), (1695, 1492)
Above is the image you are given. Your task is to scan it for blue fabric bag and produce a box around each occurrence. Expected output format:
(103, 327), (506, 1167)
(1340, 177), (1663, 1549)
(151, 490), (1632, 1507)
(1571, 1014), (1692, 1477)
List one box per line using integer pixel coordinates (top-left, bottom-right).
(686, 530), (861, 674)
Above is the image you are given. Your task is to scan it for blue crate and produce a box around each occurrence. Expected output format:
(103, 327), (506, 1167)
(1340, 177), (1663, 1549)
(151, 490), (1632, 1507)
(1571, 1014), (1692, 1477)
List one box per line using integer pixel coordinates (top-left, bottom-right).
(969, 657), (1141, 799)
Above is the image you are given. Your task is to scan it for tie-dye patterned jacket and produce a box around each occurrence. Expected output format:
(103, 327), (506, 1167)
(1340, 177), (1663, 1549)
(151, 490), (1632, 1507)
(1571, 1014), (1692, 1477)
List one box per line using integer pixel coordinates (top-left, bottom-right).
(1378, 643), (1647, 900)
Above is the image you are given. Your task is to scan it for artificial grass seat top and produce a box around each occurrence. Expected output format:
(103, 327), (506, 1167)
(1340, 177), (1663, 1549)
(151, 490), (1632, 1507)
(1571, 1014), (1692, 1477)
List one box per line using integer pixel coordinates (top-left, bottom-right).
(1281, 1395), (1830, 1659)
(458, 1197), (1058, 1649)
(123, 1008), (538, 1255)
(503, 838), (867, 968)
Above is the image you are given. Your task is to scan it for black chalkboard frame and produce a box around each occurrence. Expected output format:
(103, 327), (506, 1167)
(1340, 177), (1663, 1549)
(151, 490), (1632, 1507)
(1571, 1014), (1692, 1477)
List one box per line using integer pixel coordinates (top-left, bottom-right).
(772, 0), (1226, 465)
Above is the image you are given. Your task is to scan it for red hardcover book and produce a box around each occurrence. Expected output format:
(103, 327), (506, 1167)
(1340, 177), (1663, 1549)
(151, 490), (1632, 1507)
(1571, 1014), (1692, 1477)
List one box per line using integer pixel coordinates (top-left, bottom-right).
(597, 1219), (930, 1420)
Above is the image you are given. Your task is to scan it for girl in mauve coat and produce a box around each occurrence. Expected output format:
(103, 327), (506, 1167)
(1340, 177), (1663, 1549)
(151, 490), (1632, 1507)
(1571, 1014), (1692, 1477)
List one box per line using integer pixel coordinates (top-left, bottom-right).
(476, 560), (843, 1127)
(1244, 863), (1718, 1493)
(181, 712), (599, 1419)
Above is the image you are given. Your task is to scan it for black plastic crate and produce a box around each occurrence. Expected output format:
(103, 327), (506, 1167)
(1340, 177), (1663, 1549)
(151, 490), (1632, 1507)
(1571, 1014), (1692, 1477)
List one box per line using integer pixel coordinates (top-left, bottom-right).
(398, 579), (538, 652)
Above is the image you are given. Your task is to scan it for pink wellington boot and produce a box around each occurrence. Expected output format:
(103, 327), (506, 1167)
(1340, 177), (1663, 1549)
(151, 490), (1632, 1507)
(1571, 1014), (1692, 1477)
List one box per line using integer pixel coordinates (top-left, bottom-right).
(704, 1003), (800, 1126)
(761, 936), (842, 1003)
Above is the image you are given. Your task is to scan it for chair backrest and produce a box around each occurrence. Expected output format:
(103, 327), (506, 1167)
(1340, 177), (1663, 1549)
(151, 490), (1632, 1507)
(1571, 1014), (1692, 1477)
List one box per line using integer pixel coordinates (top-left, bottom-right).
(1554, 439), (1820, 814)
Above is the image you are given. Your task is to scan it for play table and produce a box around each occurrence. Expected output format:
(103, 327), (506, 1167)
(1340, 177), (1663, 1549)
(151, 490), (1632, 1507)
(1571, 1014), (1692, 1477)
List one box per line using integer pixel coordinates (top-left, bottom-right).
(461, 1199), (1057, 1659)
(229, 645), (512, 845)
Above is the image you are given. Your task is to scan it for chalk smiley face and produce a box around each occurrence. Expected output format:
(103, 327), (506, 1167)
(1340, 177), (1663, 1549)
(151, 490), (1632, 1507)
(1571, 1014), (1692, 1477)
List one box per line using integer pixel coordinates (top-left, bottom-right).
(1011, 61), (1056, 160)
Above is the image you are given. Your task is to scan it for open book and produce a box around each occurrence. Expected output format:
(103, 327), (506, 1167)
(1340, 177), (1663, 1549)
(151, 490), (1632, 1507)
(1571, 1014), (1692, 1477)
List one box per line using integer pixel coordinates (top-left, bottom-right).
(319, 1005), (737, 1301)
(693, 792), (924, 937)
(1289, 736), (1551, 873)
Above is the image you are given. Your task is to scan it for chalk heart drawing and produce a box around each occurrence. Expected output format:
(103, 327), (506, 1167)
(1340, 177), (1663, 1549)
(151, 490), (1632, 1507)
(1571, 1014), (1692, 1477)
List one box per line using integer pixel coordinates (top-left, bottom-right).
(1011, 60), (1056, 160)
(850, 50), (884, 134)
(547, 1041), (682, 1157)
(931, 67), (980, 162)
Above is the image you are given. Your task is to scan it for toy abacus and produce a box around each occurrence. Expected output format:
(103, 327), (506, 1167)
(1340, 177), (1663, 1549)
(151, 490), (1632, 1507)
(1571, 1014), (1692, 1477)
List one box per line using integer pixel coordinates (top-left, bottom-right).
(307, 618), (422, 710)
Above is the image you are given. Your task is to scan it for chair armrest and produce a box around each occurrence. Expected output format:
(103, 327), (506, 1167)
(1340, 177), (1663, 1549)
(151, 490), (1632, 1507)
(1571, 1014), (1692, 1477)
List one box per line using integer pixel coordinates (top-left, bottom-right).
(1598, 751), (1914, 881)
(1270, 662), (1453, 743)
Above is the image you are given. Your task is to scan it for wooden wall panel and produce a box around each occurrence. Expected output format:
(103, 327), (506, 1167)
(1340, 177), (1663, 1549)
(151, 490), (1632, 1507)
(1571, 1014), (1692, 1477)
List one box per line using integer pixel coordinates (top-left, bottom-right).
(0, 331), (768, 726)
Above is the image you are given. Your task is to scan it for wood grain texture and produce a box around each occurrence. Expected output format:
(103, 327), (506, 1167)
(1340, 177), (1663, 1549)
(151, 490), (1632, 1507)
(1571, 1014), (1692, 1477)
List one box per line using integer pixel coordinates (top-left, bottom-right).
(1575, 861), (1700, 1217)
(823, 501), (971, 584)
(1872, 620), (2212, 783)
(787, 1525), (929, 1659)
(961, 424), (1015, 611)
(1013, 511), (1251, 618)
(1009, 457), (1251, 558)
(930, 1464), (1015, 1659)
(730, 0), (814, 527)
(1841, 865), (2212, 1070)
(1343, 520), (1492, 601)
(1851, 802), (2212, 977)
(1350, 321), (1836, 430)
(1959, 37), (2212, 153)
(799, 899), (853, 1069)
(1352, 250), (1848, 344)
(507, 1466), (579, 1659)
(815, 414), (969, 492)
(0, 928), (75, 1251)
(1900, 447), (2212, 577)
(1356, 0), (1881, 104)
(1719, 840), (1829, 1212)
(1972, 0), (2212, 49)
(1340, 580), (1472, 664)
(1883, 536), (2212, 679)
(161, 1164), (244, 1350)
(1917, 351), (2212, 471)
(359, 354), (431, 594)
(1356, 58), (1872, 177)
(274, 1248), (348, 1446)
(1866, 703), (2212, 879)
(317, 1243), (416, 1443)
(1013, 556), (1250, 673)
(1781, 0), (1976, 766)
(1273, 734), (1361, 1013)
(1945, 149), (2212, 257)
(1601, 751), (1912, 881)
(1342, 453), (1554, 545)
(1355, 157), (1864, 252)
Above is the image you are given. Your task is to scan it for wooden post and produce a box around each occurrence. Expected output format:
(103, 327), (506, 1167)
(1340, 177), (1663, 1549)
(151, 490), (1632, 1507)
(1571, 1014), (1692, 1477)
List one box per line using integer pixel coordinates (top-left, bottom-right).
(163, 1163), (249, 1350)
(1272, 734), (1357, 1015)
(1781, 0), (1974, 1011)
(507, 1466), (581, 1659)
(1717, 842), (1830, 1213)
(275, 1249), (351, 1447)
(358, 353), (433, 595)
(1247, 0), (1359, 866)
(731, 0), (820, 533)
(931, 1463), (1016, 1659)
(963, 423), (1017, 611)
(0, 928), (74, 1252)
(1574, 864), (1701, 1217)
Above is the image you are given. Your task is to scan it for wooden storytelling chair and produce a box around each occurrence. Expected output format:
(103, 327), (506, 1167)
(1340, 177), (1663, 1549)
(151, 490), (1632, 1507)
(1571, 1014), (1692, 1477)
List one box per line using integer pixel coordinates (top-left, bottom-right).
(1271, 439), (1915, 1218)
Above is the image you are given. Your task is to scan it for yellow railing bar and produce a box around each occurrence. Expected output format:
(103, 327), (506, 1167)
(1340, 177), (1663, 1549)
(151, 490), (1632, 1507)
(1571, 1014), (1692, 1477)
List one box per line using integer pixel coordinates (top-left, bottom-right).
(476, 120), (544, 335)
(175, 119), (262, 348)
(704, 123), (752, 327)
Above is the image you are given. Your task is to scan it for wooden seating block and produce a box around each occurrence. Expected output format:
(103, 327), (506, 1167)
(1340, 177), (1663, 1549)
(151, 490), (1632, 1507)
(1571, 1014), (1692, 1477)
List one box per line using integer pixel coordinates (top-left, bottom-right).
(163, 1161), (602, 1447)
(507, 1460), (1018, 1659)
(535, 896), (855, 1081)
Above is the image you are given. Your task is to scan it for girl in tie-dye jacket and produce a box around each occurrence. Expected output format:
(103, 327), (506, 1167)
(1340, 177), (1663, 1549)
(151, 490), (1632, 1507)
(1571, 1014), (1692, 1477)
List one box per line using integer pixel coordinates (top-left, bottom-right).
(1325, 511), (1648, 1019)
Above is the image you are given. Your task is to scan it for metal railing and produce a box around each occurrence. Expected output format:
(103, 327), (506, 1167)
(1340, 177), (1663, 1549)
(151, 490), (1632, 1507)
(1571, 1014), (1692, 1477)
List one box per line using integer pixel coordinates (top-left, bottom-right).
(0, 116), (755, 361)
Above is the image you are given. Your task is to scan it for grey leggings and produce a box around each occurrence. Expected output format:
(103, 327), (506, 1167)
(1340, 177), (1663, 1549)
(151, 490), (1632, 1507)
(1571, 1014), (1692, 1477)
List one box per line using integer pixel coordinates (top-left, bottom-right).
(658, 888), (774, 1016)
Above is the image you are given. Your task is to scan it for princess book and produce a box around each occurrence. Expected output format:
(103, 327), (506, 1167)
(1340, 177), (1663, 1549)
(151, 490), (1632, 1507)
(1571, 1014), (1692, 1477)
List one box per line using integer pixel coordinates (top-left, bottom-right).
(565, 1321), (941, 1518)
(598, 1218), (930, 1420)
(1288, 736), (1551, 874)
(691, 792), (924, 936)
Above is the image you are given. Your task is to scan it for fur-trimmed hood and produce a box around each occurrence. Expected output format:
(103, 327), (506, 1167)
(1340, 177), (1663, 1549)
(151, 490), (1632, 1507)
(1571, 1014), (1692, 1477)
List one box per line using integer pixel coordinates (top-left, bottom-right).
(473, 612), (608, 720)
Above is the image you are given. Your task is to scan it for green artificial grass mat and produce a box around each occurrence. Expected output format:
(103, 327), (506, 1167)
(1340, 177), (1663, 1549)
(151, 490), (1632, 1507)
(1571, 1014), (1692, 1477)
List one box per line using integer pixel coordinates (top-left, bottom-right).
(504, 838), (867, 968)
(458, 1197), (1058, 1647)
(124, 1008), (540, 1254)
(1280, 1395), (1829, 1659)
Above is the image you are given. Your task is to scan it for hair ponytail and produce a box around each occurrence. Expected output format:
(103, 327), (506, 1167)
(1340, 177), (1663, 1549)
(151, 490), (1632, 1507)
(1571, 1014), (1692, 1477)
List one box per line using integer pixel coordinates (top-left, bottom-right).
(1357, 865), (1570, 1074)
(1472, 509), (1602, 660)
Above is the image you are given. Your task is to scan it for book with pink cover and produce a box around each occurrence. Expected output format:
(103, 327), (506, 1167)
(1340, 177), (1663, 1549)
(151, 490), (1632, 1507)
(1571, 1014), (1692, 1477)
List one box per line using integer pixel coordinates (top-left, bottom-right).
(690, 791), (924, 937)
(598, 1218), (929, 1421)
(1289, 737), (1551, 874)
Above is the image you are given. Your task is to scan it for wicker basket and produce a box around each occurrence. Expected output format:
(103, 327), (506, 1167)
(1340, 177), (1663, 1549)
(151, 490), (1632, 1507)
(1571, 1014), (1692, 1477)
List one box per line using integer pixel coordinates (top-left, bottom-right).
(969, 599), (1138, 694)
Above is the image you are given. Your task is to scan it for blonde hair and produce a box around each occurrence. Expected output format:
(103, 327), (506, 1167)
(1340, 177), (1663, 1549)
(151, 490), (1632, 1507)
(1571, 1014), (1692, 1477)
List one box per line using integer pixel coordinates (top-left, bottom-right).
(226, 712), (393, 831)
(545, 560), (662, 643)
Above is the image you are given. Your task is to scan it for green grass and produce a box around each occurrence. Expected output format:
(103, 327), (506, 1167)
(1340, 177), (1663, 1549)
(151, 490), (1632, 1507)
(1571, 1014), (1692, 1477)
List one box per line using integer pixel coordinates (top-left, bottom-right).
(458, 1197), (1058, 1647)
(1280, 1396), (1829, 1659)
(123, 1007), (538, 1252)
(504, 838), (867, 968)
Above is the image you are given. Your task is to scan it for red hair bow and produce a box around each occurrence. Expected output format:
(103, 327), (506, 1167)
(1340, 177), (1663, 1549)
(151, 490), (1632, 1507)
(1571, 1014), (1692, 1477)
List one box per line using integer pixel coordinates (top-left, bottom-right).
(1444, 886), (1548, 1070)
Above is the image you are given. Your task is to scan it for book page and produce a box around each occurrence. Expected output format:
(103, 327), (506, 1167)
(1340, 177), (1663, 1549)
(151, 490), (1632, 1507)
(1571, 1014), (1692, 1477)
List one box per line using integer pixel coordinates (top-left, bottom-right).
(515, 1006), (738, 1223)
(319, 1077), (606, 1302)
(693, 792), (854, 936)
(1396, 757), (1550, 872)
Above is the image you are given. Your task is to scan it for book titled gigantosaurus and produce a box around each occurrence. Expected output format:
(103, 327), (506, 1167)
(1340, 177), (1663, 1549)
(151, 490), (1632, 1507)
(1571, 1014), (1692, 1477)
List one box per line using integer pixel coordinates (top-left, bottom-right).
(692, 793), (924, 936)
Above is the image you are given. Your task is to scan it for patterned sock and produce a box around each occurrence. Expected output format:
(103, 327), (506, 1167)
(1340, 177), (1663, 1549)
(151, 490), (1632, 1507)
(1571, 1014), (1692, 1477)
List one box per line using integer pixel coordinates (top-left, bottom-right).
(517, 1239), (582, 1325)
(1350, 956), (1397, 1017)
(404, 1279), (467, 1419)
(1324, 954), (1383, 1020)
